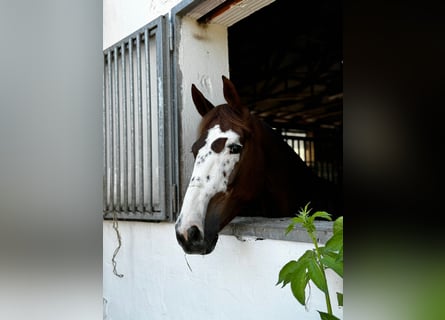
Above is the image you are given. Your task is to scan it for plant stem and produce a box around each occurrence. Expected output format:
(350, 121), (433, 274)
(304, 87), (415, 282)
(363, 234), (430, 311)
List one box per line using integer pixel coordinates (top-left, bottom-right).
(309, 231), (333, 315)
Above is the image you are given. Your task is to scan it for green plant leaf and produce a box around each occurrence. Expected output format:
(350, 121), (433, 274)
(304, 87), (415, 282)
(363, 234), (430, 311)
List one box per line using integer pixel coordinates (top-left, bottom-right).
(337, 292), (343, 307)
(320, 247), (339, 259)
(333, 216), (343, 234)
(285, 223), (295, 235)
(290, 272), (309, 306)
(278, 257), (311, 305)
(318, 311), (341, 320)
(298, 249), (315, 263)
(308, 259), (328, 293)
(322, 247), (342, 261)
(309, 211), (332, 223)
(299, 202), (312, 216)
(291, 216), (305, 225)
(336, 246), (343, 262)
(325, 233), (343, 251)
(276, 260), (298, 287)
(321, 255), (343, 277)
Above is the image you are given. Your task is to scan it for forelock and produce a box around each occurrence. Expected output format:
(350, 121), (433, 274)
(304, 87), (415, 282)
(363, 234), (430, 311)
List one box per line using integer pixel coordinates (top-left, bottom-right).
(198, 105), (251, 139)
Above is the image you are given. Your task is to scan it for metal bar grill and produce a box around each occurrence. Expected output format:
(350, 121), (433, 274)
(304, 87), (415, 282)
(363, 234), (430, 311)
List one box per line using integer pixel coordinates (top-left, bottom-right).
(128, 37), (136, 212)
(103, 16), (171, 221)
(283, 133), (341, 185)
(144, 28), (153, 211)
(121, 41), (128, 210)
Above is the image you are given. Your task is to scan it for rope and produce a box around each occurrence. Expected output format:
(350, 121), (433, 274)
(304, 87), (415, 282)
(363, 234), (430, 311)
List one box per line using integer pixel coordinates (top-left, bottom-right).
(111, 211), (124, 278)
(184, 253), (193, 272)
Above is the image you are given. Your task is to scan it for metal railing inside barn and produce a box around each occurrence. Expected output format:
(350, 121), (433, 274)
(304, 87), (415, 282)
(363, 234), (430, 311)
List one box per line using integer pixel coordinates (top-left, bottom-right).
(282, 131), (342, 185)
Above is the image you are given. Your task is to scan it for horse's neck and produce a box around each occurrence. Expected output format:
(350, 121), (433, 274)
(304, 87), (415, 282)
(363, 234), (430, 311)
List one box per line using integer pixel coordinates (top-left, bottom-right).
(258, 120), (313, 179)
(254, 119), (321, 216)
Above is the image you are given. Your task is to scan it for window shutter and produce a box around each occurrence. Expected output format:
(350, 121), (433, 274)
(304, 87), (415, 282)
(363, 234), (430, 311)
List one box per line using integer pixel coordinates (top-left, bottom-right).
(103, 16), (175, 221)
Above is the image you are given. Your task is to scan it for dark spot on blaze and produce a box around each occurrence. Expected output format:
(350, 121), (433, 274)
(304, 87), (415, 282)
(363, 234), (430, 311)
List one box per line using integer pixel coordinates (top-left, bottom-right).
(206, 175), (210, 181)
(191, 133), (208, 157)
(211, 138), (228, 153)
(223, 171), (226, 177)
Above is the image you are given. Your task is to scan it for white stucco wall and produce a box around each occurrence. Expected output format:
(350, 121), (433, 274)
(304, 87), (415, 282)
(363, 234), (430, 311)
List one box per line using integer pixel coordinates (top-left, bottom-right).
(103, 221), (343, 320)
(178, 17), (230, 198)
(103, 0), (182, 49)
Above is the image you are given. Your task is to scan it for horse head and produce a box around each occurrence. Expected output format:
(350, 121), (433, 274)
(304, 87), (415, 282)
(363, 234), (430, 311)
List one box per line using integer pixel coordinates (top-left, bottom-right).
(175, 76), (257, 254)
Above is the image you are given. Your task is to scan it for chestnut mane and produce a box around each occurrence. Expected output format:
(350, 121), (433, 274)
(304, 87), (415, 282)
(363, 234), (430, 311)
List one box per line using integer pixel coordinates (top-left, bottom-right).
(198, 104), (252, 140)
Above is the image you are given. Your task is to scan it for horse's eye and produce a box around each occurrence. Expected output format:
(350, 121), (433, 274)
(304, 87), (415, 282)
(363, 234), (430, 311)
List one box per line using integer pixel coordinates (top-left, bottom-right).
(228, 143), (242, 154)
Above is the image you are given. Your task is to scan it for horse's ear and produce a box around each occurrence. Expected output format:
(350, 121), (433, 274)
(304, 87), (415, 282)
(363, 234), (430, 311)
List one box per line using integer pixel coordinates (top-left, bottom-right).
(222, 76), (244, 114)
(191, 84), (215, 117)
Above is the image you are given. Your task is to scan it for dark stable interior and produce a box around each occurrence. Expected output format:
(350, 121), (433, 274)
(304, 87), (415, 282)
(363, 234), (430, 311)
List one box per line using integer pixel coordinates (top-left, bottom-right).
(228, 0), (342, 214)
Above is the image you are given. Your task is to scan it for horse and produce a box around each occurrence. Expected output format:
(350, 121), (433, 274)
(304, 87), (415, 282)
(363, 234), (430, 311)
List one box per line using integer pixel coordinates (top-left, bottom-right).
(175, 76), (341, 254)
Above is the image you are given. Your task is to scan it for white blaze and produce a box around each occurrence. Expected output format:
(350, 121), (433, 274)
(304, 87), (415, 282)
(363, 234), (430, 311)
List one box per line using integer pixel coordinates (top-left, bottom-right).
(176, 125), (241, 236)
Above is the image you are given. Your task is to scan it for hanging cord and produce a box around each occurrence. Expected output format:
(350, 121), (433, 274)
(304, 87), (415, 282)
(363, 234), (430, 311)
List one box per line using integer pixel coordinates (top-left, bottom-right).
(184, 253), (193, 272)
(111, 211), (124, 278)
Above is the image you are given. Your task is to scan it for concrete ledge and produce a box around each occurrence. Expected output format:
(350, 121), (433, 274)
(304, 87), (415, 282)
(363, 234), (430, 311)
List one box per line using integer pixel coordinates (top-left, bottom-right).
(220, 217), (333, 244)
(103, 215), (334, 244)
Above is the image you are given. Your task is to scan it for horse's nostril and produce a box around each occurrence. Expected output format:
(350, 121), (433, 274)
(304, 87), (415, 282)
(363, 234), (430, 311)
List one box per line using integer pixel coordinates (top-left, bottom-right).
(187, 225), (202, 242)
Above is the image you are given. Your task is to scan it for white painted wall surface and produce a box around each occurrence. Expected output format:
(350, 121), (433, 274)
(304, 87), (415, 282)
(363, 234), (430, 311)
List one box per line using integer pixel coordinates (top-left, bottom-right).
(103, 221), (343, 320)
(178, 17), (230, 198)
(103, 0), (182, 49)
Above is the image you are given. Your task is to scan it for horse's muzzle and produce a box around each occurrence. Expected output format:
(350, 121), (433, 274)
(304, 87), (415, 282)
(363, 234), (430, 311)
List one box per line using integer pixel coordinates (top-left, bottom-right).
(175, 225), (218, 255)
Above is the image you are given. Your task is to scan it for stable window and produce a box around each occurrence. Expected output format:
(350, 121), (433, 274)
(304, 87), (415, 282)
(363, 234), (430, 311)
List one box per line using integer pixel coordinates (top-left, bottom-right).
(172, 0), (341, 241)
(103, 16), (177, 222)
